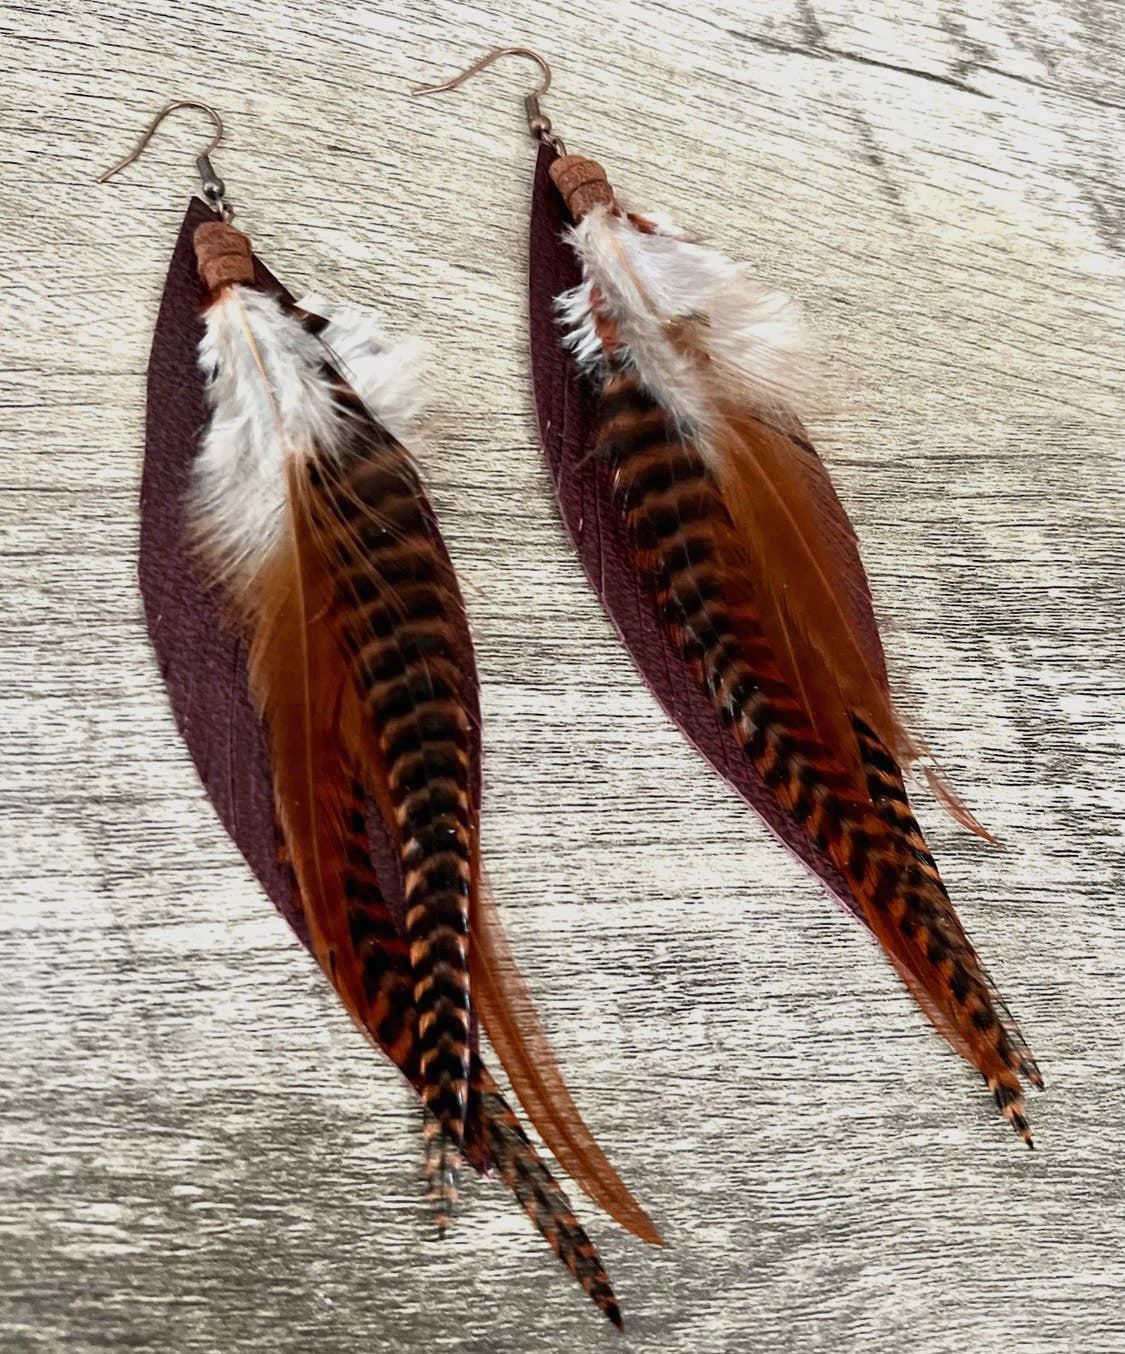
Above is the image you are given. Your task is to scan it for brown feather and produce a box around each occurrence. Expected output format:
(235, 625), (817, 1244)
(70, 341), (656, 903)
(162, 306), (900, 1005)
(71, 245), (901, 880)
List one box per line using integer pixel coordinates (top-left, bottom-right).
(468, 1058), (625, 1328)
(711, 411), (996, 842)
(284, 819), (632, 1324)
(469, 870), (661, 1245)
(246, 460), (361, 994)
(232, 321), (656, 1222)
(188, 272), (644, 1312)
(709, 413), (911, 779)
(595, 365), (1037, 1141)
(298, 427), (477, 1160)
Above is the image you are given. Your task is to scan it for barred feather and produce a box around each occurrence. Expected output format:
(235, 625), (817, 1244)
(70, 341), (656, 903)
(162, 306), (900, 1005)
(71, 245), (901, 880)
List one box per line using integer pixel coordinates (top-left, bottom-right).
(550, 158), (1041, 1141)
(284, 789), (628, 1314)
(186, 223), (653, 1321)
(467, 1058), (624, 1330)
(191, 277), (475, 1182)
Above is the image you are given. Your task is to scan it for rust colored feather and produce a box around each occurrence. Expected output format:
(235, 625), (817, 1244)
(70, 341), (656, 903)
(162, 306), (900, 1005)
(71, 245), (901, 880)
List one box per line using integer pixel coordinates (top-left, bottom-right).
(146, 205), (646, 1323)
(218, 330), (644, 1313)
(712, 409), (996, 842)
(284, 789), (630, 1320)
(198, 267), (656, 1263)
(470, 871), (663, 1245)
(708, 412), (905, 779)
(290, 412), (655, 1237)
(597, 363), (1040, 1140)
(530, 145), (1039, 1142)
(243, 421), (476, 1193)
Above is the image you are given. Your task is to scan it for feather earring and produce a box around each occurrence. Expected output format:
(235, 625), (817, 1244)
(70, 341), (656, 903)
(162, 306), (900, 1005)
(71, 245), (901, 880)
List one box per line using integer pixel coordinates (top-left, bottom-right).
(100, 100), (657, 1328)
(414, 53), (1043, 1144)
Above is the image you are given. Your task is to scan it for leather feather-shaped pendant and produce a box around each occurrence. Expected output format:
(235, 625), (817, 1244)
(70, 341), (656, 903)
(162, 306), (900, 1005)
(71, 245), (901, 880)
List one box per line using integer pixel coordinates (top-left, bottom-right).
(141, 196), (657, 1327)
(528, 145), (1042, 1143)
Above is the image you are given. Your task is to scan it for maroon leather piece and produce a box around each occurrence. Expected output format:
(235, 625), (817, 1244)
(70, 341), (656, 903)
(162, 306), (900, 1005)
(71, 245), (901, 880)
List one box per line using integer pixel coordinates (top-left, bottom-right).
(527, 144), (870, 919)
(141, 197), (481, 951)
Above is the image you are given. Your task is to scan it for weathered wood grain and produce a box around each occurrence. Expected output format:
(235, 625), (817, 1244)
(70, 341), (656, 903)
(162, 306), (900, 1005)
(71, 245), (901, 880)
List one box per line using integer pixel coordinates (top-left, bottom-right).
(0, 1), (1122, 1351)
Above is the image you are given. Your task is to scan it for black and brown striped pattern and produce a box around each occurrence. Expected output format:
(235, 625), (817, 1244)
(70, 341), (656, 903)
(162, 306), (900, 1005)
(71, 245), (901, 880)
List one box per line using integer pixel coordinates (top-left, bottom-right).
(338, 783), (419, 1070)
(283, 786), (624, 1320)
(467, 1056), (623, 1329)
(303, 368), (476, 1166)
(276, 782), (418, 1073)
(852, 719), (1043, 1090)
(594, 363), (1037, 1136)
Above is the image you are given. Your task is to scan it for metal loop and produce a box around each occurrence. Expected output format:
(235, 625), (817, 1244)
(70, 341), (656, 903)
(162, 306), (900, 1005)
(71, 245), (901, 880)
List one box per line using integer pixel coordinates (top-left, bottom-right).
(412, 46), (551, 99)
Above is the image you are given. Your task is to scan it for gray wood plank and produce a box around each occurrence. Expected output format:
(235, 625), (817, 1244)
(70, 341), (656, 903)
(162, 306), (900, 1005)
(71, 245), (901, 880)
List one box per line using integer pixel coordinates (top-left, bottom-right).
(1, 1), (1121, 1350)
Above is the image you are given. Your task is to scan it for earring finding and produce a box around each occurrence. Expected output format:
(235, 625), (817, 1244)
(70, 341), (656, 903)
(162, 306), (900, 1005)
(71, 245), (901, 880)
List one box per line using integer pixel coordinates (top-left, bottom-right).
(413, 46), (566, 153)
(98, 99), (233, 220)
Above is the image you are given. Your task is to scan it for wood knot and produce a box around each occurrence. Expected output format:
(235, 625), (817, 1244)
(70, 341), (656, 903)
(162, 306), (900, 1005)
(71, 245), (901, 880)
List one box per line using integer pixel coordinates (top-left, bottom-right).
(549, 155), (615, 220)
(193, 221), (254, 293)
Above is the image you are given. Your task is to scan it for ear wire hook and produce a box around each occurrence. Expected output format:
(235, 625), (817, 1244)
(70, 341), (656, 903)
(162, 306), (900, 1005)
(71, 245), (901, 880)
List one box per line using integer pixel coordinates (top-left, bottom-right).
(98, 100), (234, 220)
(412, 47), (567, 154)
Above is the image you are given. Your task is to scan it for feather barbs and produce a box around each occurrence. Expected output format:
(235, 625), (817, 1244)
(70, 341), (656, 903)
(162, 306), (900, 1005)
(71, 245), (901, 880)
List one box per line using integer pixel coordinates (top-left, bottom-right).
(551, 156), (812, 442)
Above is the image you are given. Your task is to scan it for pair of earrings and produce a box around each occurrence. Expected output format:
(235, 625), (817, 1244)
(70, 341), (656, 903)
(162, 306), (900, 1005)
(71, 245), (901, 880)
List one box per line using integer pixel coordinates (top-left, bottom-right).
(101, 47), (1040, 1329)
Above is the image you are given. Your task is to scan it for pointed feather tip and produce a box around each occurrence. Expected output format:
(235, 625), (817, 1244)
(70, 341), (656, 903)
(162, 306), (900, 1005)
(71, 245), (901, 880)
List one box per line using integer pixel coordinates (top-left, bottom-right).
(602, 1298), (625, 1331)
(469, 887), (664, 1249)
(620, 1205), (664, 1248)
(992, 1080), (1035, 1148)
(921, 765), (999, 845)
(1010, 1108), (1034, 1150)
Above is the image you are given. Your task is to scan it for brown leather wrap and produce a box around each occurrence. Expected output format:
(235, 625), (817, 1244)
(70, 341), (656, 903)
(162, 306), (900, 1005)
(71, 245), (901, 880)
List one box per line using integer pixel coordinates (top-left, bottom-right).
(193, 221), (255, 293)
(548, 154), (615, 219)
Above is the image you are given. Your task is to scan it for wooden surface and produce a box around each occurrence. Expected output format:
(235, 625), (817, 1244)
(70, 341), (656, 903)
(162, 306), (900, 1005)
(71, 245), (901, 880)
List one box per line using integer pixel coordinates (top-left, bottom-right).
(1, 1), (1122, 1350)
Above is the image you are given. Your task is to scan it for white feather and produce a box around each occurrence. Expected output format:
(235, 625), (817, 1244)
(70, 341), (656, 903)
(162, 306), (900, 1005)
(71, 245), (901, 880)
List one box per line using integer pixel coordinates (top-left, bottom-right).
(190, 287), (342, 592)
(557, 204), (811, 456)
(297, 293), (427, 439)
(191, 289), (428, 594)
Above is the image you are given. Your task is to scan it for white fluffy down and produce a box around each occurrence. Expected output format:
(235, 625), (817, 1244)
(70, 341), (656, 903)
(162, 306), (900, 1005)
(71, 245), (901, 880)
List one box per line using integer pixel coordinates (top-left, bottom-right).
(191, 287), (340, 590)
(190, 288), (425, 592)
(557, 205), (811, 445)
(297, 293), (427, 439)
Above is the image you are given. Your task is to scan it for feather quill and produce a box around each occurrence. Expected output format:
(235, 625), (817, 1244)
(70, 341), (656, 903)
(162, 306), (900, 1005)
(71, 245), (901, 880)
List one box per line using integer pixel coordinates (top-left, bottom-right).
(537, 153), (1040, 1142)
